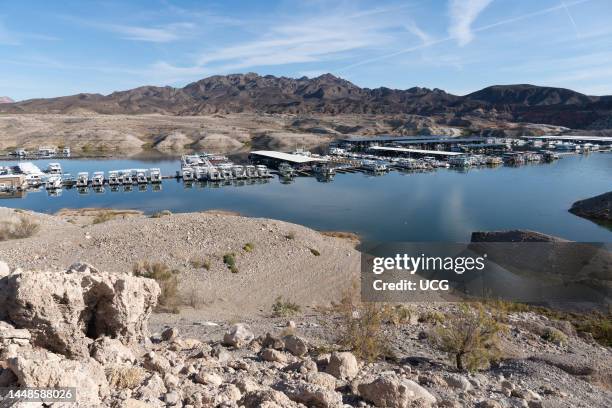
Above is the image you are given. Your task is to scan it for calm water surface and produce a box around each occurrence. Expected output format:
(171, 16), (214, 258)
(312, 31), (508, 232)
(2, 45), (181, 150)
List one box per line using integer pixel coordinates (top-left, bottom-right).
(1, 153), (611, 242)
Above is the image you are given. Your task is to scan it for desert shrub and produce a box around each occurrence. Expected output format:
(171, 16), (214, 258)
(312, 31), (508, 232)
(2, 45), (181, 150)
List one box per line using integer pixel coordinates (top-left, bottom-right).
(419, 310), (446, 325)
(333, 282), (391, 362)
(93, 210), (117, 224)
(150, 210), (172, 218)
(430, 304), (504, 371)
(271, 296), (301, 317)
(183, 285), (206, 309)
(223, 253), (238, 273)
(243, 242), (254, 252)
(0, 216), (40, 241)
(383, 305), (415, 326)
(285, 231), (296, 240)
(190, 257), (211, 270)
(133, 261), (180, 313)
(541, 327), (568, 345)
(309, 248), (321, 256)
(106, 365), (145, 389)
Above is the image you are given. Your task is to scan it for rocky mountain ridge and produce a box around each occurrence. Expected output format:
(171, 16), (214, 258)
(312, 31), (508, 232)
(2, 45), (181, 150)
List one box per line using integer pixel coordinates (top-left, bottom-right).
(2, 73), (611, 129)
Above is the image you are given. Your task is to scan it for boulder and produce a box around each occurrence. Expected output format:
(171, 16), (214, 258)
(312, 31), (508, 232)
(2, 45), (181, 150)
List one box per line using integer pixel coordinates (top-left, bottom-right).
(306, 372), (337, 390)
(358, 376), (436, 408)
(223, 323), (255, 348)
(0, 266), (159, 358)
(443, 374), (472, 391)
(260, 348), (289, 364)
(161, 327), (179, 342)
(194, 370), (223, 386)
(281, 380), (344, 407)
(7, 351), (109, 406)
(90, 336), (135, 365)
(241, 388), (299, 408)
(325, 352), (359, 380)
(262, 332), (285, 350)
(284, 335), (308, 356)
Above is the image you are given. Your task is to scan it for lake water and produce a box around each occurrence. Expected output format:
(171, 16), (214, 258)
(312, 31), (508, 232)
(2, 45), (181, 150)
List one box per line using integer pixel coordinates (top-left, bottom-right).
(1, 153), (611, 242)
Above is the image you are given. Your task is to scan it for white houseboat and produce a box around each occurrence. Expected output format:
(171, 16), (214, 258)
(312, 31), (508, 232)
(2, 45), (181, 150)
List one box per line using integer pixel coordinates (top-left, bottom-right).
(92, 172), (105, 187)
(76, 172), (89, 187)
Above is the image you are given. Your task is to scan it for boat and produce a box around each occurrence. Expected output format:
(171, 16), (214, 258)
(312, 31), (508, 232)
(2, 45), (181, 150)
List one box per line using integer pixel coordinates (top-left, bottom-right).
(136, 169), (148, 184)
(182, 167), (195, 181)
(108, 171), (120, 185)
(47, 163), (62, 175)
(207, 167), (222, 181)
(256, 165), (271, 178)
(62, 147), (71, 157)
(76, 172), (89, 187)
(311, 163), (335, 177)
(91, 172), (104, 187)
(361, 160), (387, 172)
(122, 170), (135, 185)
(232, 165), (247, 179)
(245, 165), (259, 178)
(149, 168), (162, 183)
(277, 163), (295, 177)
(448, 156), (472, 168)
(217, 164), (233, 180)
(485, 156), (503, 166)
(45, 175), (62, 190)
(542, 151), (559, 162)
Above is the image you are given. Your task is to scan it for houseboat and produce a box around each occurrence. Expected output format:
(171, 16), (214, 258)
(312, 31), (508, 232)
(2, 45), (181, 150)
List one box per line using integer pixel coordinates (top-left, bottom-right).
(92, 172), (105, 187)
(232, 165), (247, 179)
(108, 171), (120, 185)
(76, 172), (89, 187)
(277, 163), (295, 177)
(122, 170), (135, 185)
(207, 167), (223, 181)
(45, 175), (62, 190)
(47, 163), (62, 174)
(311, 163), (335, 177)
(256, 165), (271, 178)
(149, 168), (162, 183)
(361, 160), (388, 172)
(243, 165), (257, 178)
(136, 169), (147, 184)
(448, 156), (472, 168)
(182, 167), (195, 181)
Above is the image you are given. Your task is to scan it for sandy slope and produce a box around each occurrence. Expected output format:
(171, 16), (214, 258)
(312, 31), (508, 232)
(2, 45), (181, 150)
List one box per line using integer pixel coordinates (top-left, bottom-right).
(0, 207), (360, 317)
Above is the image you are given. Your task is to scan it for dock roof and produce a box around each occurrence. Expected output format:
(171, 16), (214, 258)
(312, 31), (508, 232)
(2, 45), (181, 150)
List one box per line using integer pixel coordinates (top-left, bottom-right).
(369, 146), (463, 156)
(250, 150), (325, 163)
(522, 135), (612, 143)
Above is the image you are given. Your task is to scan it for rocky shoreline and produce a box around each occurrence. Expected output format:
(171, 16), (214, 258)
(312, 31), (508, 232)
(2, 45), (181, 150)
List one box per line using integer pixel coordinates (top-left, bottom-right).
(0, 208), (611, 407)
(569, 191), (612, 225)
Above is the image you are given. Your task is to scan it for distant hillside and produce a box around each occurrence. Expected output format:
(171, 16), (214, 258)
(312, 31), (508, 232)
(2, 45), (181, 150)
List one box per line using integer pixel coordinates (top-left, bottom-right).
(0, 96), (14, 104)
(1, 73), (611, 129)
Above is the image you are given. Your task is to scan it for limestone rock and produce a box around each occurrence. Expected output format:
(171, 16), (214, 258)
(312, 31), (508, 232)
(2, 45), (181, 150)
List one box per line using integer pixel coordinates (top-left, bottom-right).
(0, 266), (159, 358)
(306, 372), (337, 390)
(281, 380), (344, 407)
(443, 373), (472, 391)
(90, 336), (135, 365)
(260, 348), (289, 364)
(161, 327), (179, 342)
(358, 376), (436, 408)
(325, 352), (359, 380)
(284, 335), (308, 356)
(223, 323), (254, 348)
(7, 351), (109, 406)
(241, 388), (299, 408)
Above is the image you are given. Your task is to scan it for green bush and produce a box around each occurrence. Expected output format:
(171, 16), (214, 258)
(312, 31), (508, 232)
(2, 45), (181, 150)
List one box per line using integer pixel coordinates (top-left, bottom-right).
(243, 242), (254, 252)
(541, 327), (568, 345)
(271, 296), (301, 317)
(430, 304), (504, 371)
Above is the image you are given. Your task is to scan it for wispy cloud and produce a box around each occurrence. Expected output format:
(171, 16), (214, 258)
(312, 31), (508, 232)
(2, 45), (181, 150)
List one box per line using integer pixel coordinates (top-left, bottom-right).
(405, 20), (432, 45)
(448, 0), (494, 46)
(105, 22), (195, 43)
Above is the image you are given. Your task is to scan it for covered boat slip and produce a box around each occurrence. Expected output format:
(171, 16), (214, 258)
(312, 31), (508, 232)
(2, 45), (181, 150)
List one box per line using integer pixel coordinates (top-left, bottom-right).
(249, 150), (326, 166)
(368, 146), (464, 157)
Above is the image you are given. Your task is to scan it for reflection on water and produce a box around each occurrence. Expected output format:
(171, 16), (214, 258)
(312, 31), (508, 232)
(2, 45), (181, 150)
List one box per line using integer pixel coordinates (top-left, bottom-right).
(1, 153), (611, 242)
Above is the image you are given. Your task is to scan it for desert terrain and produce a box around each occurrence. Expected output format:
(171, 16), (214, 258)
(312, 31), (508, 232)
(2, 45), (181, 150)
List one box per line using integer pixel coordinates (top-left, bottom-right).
(0, 207), (611, 407)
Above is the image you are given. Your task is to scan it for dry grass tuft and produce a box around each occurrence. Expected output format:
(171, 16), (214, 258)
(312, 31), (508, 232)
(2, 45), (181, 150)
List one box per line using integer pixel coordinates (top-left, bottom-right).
(106, 365), (145, 389)
(133, 261), (180, 313)
(271, 296), (301, 317)
(0, 216), (40, 241)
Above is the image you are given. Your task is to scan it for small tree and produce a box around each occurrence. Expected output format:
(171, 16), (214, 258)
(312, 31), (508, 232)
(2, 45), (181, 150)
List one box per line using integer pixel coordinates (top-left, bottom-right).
(430, 304), (504, 371)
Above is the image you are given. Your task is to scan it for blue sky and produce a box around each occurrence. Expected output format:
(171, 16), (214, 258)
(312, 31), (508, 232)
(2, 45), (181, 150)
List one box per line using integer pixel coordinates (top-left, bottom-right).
(1, 0), (612, 101)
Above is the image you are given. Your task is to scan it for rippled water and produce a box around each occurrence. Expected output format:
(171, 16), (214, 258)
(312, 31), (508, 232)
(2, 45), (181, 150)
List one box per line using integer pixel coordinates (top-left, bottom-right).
(1, 153), (610, 242)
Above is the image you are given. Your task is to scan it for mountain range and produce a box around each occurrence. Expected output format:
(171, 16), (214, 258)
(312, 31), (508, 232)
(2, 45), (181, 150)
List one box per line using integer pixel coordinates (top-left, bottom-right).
(2, 73), (611, 129)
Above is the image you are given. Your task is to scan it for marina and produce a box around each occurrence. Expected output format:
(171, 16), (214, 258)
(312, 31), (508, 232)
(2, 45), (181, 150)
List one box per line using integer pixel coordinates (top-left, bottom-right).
(0, 151), (610, 243)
